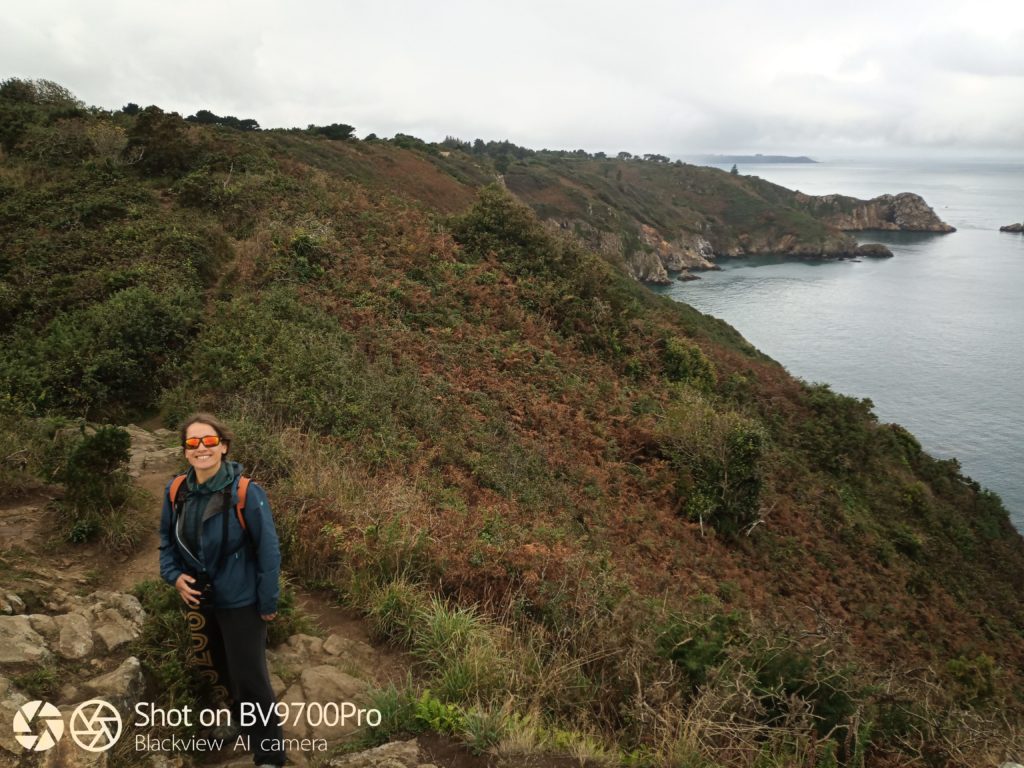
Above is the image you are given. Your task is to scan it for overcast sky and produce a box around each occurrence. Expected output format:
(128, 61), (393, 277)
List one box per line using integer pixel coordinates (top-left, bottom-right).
(3, 0), (1023, 159)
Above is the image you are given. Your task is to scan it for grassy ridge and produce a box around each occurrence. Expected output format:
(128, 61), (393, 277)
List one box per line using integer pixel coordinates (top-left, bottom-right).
(1, 80), (1022, 766)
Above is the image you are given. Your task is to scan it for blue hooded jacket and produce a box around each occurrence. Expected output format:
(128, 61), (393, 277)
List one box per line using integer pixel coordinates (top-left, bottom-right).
(158, 461), (281, 615)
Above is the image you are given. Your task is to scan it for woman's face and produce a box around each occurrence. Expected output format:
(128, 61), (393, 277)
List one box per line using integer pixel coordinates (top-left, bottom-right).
(184, 422), (228, 475)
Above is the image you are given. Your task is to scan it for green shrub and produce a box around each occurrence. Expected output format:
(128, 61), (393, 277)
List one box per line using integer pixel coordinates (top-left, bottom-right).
(663, 337), (716, 391)
(61, 425), (131, 513)
(750, 643), (858, 739)
(56, 425), (146, 550)
(657, 390), (767, 536)
(451, 185), (575, 277)
(2, 286), (198, 417)
(657, 608), (741, 690)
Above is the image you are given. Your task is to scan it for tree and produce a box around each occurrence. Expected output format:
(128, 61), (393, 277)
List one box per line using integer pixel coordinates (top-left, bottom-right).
(187, 110), (260, 131)
(126, 106), (193, 175)
(121, 102), (141, 115)
(730, 164), (739, 175)
(617, 151), (632, 160)
(307, 123), (355, 140)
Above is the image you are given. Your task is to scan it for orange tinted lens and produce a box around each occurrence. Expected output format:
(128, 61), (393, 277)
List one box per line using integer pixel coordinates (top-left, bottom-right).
(184, 435), (221, 449)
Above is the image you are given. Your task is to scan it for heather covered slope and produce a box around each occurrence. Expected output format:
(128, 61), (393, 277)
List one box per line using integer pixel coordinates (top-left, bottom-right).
(1, 81), (1021, 765)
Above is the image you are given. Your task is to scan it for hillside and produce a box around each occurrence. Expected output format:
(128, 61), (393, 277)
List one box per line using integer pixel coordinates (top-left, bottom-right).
(1, 79), (1021, 767)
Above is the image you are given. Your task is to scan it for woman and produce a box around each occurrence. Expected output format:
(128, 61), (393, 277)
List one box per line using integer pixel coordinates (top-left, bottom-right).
(158, 412), (285, 768)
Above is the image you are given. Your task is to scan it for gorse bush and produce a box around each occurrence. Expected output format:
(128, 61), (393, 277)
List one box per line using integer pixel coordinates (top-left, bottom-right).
(58, 425), (141, 548)
(61, 425), (131, 513)
(657, 389), (767, 536)
(663, 337), (717, 392)
(2, 286), (198, 418)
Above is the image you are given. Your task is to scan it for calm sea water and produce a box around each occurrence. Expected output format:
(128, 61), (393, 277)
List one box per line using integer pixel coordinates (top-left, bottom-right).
(655, 159), (1024, 528)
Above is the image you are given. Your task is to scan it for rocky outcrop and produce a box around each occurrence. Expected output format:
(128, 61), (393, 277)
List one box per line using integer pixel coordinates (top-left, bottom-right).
(638, 225), (717, 273)
(544, 218), (720, 284)
(0, 589), (147, 765)
(855, 243), (895, 258)
(795, 191), (955, 233)
(1000, 223), (1023, 233)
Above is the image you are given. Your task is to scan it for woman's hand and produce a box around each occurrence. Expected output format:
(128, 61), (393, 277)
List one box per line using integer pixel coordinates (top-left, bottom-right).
(261, 613), (277, 622)
(175, 574), (202, 608)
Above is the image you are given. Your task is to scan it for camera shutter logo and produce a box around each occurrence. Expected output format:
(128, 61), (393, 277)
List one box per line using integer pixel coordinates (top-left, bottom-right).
(12, 700), (65, 751)
(69, 699), (122, 752)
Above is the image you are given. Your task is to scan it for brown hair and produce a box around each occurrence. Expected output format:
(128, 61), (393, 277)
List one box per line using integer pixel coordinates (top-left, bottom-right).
(179, 412), (234, 455)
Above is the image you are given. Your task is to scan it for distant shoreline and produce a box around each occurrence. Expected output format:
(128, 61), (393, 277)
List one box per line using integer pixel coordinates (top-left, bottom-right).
(689, 154), (818, 164)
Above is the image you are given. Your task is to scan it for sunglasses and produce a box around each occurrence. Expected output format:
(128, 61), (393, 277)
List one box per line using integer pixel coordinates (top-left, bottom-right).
(183, 435), (223, 450)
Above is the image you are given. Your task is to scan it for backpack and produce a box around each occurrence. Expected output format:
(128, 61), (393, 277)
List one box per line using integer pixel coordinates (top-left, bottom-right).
(169, 474), (256, 567)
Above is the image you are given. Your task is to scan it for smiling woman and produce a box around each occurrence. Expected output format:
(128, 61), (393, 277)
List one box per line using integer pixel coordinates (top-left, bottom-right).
(158, 412), (286, 768)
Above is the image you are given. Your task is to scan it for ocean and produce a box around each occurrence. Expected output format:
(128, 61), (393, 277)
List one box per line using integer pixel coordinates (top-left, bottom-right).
(653, 159), (1024, 529)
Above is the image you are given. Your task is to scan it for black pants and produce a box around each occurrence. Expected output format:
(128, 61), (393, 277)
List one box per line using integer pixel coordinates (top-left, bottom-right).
(186, 604), (285, 766)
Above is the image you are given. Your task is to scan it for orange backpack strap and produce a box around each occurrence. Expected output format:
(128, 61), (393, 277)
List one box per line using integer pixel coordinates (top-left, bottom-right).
(169, 474), (187, 508)
(235, 476), (250, 531)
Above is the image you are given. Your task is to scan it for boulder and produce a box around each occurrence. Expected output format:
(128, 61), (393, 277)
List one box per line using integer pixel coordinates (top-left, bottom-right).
(1000, 223), (1023, 233)
(0, 615), (51, 663)
(79, 656), (145, 710)
(322, 633), (349, 656)
(28, 613), (59, 641)
(41, 736), (108, 768)
(0, 685), (29, 756)
(855, 243), (894, 258)
(0, 593), (25, 615)
(326, 738), (420, 767)
(287, 633), (325, 659)
(279, 665), (369, 741)
(55, 612), (94, 659)
(93, 608), (141, 653)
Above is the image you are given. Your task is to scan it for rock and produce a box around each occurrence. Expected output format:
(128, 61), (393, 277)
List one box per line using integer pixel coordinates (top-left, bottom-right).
(55, 612), (94, 659)
(639, 226), (717, 274)
(270, 672), (286, 698)
(325, 738), (420, 767)
(1000, 223), (1024, 233)
(0, 615), (51, 663)
(41, 735), (108, 767)
(796, 191), (955, 233)
(0, 688), (29, 756)
(678, 272), (701, 281)
(90, 591), (145, 626)
(280, 666), (369, 741)
(93, 607), (142, 653)
(855, 243), (894, 258)
(28, 613), (59, 641)
(625, 249), (671, 284)
(80, 656), (144, 710)
(323, 633), (349, 656)
(146, 756), (186, 768)
(287, 633), (325, 659)
(0, 593), (25, 615)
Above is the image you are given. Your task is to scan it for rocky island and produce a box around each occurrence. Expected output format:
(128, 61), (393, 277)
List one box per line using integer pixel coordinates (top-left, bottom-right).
(1000, 222), (1023, 233)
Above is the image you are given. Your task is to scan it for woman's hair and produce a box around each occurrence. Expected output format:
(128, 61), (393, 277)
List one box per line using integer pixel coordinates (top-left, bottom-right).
(179, 412), (234, 455)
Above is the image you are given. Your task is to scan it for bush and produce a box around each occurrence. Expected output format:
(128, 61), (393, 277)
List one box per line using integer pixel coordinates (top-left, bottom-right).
(3, 286), (199, 417)
(56, 425), (145, 551)
(657, 390), (767, 536)
(61, 425), (131, 513)
(663, 337), (716, 392)
(126, 106), (194, 176)
(451, 185), (574, 277)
